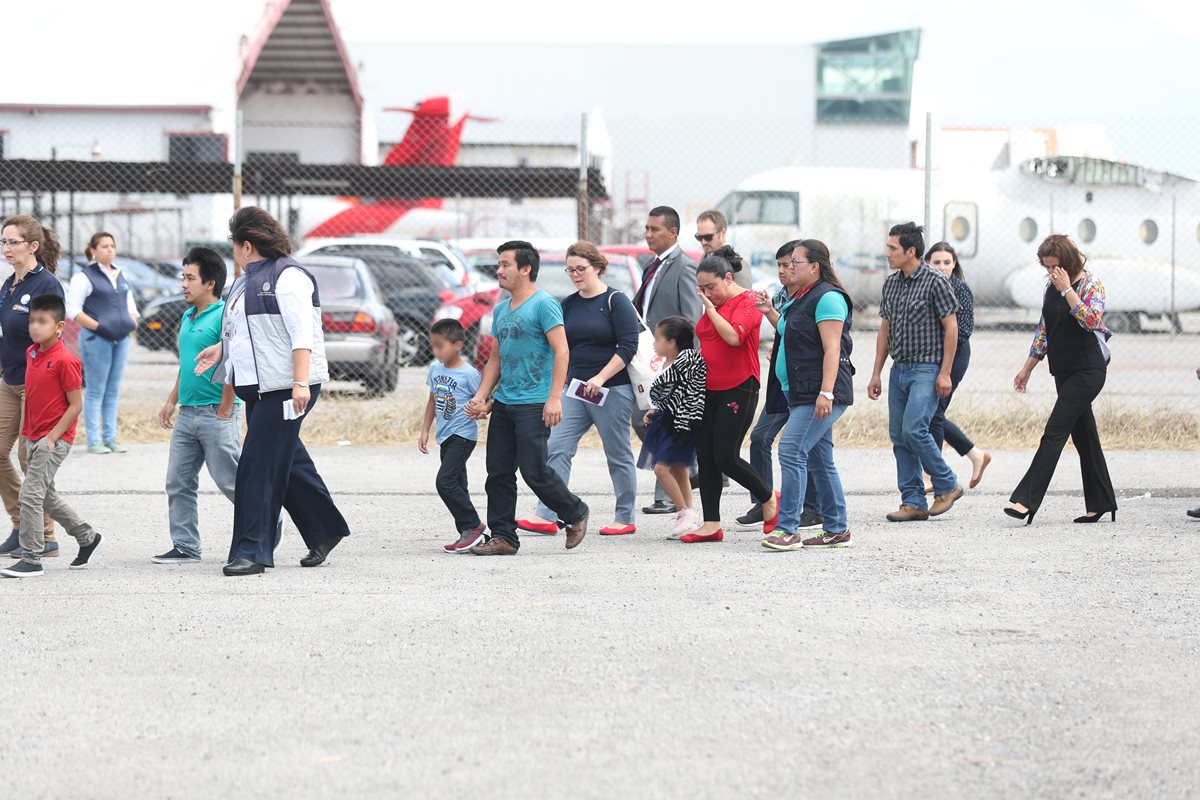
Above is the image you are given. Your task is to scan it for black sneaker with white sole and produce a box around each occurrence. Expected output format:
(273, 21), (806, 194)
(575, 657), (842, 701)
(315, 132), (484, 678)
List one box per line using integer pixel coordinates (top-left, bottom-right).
(151, 547), (201, 564)
(70, 534), (102, 570)
(735, 505), (764, 527)
(1, 560), (44, 578)
(798, 510), (824, 530)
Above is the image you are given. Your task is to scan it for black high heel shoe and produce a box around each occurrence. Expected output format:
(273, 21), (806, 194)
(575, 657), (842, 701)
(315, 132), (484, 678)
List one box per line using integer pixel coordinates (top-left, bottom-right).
(1073, 510), (1116, 524)
(1004, 506), (1035, 526)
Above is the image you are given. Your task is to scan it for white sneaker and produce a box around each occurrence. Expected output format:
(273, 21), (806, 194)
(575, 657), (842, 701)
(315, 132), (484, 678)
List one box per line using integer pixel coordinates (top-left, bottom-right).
(670, 508), (698, 539)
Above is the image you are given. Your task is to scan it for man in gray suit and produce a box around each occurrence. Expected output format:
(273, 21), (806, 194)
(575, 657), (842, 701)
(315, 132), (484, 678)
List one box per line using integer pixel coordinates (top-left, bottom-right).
(632, 206), (703, 514)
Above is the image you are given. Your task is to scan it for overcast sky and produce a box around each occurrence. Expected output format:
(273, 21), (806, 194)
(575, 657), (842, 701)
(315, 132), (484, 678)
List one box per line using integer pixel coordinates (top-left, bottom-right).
(7, 0), (1198, 171)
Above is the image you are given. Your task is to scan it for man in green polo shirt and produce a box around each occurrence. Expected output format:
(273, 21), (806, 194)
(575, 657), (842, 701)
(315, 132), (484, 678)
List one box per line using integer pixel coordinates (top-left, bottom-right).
(152, 248), (241, 564)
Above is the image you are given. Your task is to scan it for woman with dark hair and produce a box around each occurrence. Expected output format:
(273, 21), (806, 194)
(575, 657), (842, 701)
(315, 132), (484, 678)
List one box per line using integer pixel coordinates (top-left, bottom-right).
(518, 240), (641, 537)
(194, 207), (350, 575)
(761, 240), (855, 550)
(0, 216), (65, 557)
(681, 245), (776, 543)
(1007, 234), (1116, 525)
(67, 232), (138, 454)
(924, 242), (991, 490)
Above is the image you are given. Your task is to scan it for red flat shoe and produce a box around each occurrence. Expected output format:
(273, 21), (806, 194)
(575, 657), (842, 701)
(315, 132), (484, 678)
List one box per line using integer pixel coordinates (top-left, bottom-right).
(599, 524), (637, 536)
(762, 491), (781, 534)
(516, 518), (559, 535)
(679, 528), (724, 543)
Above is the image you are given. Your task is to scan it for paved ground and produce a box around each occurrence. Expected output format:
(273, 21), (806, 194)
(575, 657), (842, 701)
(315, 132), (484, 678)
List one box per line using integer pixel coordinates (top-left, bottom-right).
(2, 443), (1198, 799)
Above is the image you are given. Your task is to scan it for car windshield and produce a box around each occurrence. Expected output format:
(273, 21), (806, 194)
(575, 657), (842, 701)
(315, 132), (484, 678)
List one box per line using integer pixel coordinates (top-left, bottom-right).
(306, 265), (365, 300)
(536, 258), (634, 299)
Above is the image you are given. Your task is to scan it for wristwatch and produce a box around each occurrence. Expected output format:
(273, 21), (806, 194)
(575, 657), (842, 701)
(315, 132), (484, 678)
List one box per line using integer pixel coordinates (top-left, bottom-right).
(818, 391), (835, 401)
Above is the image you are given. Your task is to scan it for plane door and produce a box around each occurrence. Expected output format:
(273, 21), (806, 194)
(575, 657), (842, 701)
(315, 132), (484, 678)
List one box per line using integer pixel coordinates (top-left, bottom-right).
(942, 202), (978, 258)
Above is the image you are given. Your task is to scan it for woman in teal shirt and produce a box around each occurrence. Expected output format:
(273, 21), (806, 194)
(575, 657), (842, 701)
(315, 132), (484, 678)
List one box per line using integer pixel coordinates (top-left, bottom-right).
(762, 240), (856, 551)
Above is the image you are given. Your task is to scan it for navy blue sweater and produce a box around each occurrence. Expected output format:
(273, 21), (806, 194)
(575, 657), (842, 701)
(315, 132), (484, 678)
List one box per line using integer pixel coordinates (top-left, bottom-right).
(0, 265), (65, 385)
(561, 289), (641, 387)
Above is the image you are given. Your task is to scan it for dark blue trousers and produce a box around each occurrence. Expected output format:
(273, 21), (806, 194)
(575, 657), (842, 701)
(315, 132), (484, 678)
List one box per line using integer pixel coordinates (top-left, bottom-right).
(229, 384), (350, 566)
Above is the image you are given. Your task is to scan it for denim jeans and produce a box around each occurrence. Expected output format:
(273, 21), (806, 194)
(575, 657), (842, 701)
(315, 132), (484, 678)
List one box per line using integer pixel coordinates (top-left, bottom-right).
(165, 405), (242, 558)
(437, 434), (481, 532)
(888, 363), (957, 510)
(79, 331), (130, 446)
(536, 383), (636, 524)
(777, 403), (848, 534)
(487, 401), (588, 547)
(749, 407), (819, 515)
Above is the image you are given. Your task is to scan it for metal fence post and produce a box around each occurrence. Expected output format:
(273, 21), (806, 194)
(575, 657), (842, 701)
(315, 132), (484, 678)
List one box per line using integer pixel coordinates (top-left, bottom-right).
(233, 110), (244, 211)
(923, 111), (932, 241)
(578, 112), (589, 241)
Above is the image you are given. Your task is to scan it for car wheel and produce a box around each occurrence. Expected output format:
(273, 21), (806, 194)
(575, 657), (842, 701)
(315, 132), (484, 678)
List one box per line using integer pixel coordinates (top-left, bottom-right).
(365, 364), (400, 397)
(394, 319), (429, 367)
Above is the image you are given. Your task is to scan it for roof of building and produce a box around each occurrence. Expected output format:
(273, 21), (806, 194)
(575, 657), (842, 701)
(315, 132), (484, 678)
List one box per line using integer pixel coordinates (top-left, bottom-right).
(236, 0), (363, 112)
(0, 104), (212, 115)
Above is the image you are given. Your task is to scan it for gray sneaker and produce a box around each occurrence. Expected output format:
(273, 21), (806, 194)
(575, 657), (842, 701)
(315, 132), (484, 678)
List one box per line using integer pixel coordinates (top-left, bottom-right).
(106, 442), (128, 454)
(87, 444), (110, 455)
(798, 510), (824, 530)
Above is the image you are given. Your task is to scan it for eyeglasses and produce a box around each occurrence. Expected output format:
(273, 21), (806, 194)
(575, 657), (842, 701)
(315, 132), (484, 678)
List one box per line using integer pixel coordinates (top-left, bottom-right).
(0, 239), (27, 248)
(564, 266), (590, 275)
(694, 233), (715, 243)
(789, 258), (812, 267)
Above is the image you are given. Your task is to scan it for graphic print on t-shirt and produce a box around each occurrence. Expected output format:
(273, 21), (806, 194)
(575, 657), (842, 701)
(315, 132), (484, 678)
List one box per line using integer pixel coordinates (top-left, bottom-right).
(432, 373), (460, 420)
(495, 313), (548, 395)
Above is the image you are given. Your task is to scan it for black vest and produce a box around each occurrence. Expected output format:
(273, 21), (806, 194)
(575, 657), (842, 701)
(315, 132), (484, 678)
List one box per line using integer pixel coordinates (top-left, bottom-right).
(82, 264), (136, 341)
(782, 280), (855, 407)
(1041, 282), (1108, 376)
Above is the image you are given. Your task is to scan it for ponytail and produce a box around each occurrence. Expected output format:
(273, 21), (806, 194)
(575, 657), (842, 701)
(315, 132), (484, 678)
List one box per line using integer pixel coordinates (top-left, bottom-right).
(39, 226), (61, 273)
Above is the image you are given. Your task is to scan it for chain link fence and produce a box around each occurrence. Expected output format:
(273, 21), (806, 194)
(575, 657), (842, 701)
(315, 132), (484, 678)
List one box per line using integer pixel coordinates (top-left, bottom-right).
(1, 108), (1197, 447)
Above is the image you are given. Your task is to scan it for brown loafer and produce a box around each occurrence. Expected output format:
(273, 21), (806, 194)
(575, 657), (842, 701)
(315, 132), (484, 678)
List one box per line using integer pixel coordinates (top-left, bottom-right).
(471, 536), (518, 556)
(564, 515), (588, 550)
(929, 485), (965, 517)
(885, 504), (930, 522)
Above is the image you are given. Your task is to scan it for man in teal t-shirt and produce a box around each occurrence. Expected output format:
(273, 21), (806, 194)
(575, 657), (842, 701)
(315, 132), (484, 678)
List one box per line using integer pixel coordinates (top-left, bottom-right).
(153, 248), (243, 564)
(465, 241), (589, 556)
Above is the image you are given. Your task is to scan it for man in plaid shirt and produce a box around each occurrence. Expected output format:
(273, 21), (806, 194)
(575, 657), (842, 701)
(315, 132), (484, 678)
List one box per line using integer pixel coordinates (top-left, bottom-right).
(867, 223), (965, 521)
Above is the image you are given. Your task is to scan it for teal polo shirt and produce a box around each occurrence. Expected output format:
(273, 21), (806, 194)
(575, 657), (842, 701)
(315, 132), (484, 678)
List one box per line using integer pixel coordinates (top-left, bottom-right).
(178, 300), (241, 407)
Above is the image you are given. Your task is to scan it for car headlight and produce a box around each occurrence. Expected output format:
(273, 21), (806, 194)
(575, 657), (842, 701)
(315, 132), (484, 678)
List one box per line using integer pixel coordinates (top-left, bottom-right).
(435, 305), (464, 321)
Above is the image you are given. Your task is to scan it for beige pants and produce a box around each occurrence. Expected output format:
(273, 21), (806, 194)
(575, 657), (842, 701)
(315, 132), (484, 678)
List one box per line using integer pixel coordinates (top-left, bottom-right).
(0, 380), (55, 539)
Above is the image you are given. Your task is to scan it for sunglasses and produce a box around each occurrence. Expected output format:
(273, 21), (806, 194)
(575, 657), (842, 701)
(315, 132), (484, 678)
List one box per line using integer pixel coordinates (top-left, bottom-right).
(694, 233), (715, 243)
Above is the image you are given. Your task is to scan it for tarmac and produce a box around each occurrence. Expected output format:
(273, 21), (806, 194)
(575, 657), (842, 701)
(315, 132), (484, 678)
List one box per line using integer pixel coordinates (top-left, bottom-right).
(2, 443), (1198, 799)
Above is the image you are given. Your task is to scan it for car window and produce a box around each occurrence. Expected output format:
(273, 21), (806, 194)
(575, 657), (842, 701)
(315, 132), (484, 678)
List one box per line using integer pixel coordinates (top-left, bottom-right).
(418, 247), (454, 268)
(306, 265), (365, 300)
(314, 244), (406, 259)
(366, 262), (439, 290)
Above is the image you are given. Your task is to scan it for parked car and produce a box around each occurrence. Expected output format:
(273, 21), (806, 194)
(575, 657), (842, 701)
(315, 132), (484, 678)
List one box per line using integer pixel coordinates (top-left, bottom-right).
(471, 253), (641, 371)
(306, 256), (402, 395)
(296, 237), (472, 287)
(357, 254), (460, 367)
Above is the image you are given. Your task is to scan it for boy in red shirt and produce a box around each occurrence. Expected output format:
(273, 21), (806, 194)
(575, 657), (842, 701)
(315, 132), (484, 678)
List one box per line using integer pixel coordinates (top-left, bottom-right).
(1, 294), (101, 578)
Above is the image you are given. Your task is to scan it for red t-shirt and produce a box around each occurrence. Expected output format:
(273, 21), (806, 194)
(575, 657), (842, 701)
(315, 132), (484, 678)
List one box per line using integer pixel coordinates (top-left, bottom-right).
(23, 340), (83, 444)
(696, 290), (763, 390)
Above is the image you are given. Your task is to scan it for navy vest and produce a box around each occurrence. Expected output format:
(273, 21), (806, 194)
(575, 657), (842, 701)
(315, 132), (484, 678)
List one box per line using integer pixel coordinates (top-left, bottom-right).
(782, 280), (855, 407)
(82, 264), (136, 341)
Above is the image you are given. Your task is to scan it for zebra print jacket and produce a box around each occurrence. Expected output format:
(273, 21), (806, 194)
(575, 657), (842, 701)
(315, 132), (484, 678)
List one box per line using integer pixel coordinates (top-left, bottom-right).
(649, 348), (707, 435)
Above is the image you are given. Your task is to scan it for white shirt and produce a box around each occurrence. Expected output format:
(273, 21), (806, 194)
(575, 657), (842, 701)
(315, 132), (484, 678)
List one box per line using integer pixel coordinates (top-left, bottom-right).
(225, 268), (316, 386)
(66, 264), (139, 321)
(641, 243), (678, 317)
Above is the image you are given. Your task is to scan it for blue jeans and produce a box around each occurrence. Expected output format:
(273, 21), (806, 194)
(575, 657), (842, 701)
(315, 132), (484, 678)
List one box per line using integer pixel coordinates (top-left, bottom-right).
(165, 405), (242, 558)
(750, 408), (819, 515)
(536, 383), (637, 524)
(79, 331), (130, 446)
(888, 363), (957, 510)
(777, 403), (847, 534)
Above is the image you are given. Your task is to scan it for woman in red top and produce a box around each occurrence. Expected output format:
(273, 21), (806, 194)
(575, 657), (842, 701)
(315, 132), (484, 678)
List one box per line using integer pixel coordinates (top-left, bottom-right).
(683, 246), (777, 543)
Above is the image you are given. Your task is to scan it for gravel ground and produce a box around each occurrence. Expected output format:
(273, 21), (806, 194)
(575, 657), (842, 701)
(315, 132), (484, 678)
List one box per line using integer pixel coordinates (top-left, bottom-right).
(2, 443), (1198, 799)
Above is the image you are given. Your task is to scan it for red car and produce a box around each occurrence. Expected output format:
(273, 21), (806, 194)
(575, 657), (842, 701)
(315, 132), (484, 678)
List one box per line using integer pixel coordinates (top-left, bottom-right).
(468, 253), (642, 371)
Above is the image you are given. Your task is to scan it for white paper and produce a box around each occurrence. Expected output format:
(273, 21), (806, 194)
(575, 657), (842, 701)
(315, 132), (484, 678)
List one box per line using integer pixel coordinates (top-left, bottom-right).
(565, 378), (608, 407)
(283, 399), (306, 421)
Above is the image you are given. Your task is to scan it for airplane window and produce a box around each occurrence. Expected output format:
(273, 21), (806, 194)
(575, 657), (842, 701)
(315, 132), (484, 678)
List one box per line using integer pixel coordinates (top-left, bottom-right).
(1140, 220), (1158, 245)
(1019, 218), (1038, 243)
(950, 216), (971, 242)
(1078, 218), (1097, 243)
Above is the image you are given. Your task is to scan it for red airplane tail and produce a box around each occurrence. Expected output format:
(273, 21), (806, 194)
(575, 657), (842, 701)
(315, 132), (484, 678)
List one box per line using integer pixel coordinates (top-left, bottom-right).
(305, 96), (495, 239)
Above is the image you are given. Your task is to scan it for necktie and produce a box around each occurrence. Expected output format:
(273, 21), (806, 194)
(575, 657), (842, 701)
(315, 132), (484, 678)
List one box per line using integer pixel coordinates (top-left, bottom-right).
(634, 256), (662, 314)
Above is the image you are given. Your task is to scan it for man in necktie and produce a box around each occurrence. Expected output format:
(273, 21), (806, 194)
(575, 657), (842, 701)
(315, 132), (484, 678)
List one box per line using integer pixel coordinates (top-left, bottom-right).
(633, 206), (702, 514)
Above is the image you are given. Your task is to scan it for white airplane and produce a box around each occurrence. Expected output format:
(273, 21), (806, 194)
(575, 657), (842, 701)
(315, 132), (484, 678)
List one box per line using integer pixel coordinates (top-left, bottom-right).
(717, 156), (1200, 332)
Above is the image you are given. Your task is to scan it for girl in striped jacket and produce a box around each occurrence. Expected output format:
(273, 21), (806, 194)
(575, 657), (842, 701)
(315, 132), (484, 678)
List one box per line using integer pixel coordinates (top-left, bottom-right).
(637, 316), (707, 538)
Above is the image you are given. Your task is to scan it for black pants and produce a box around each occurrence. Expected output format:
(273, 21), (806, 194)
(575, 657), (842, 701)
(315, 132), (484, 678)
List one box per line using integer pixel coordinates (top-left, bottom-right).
(697, 378), (772, 522)
(438, 434), (480, 532)
(1010, 368), (1117, 515)
(929, 340), (975, 455)
(486, 402), (587, 548)
(229, 384), (350, 566)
